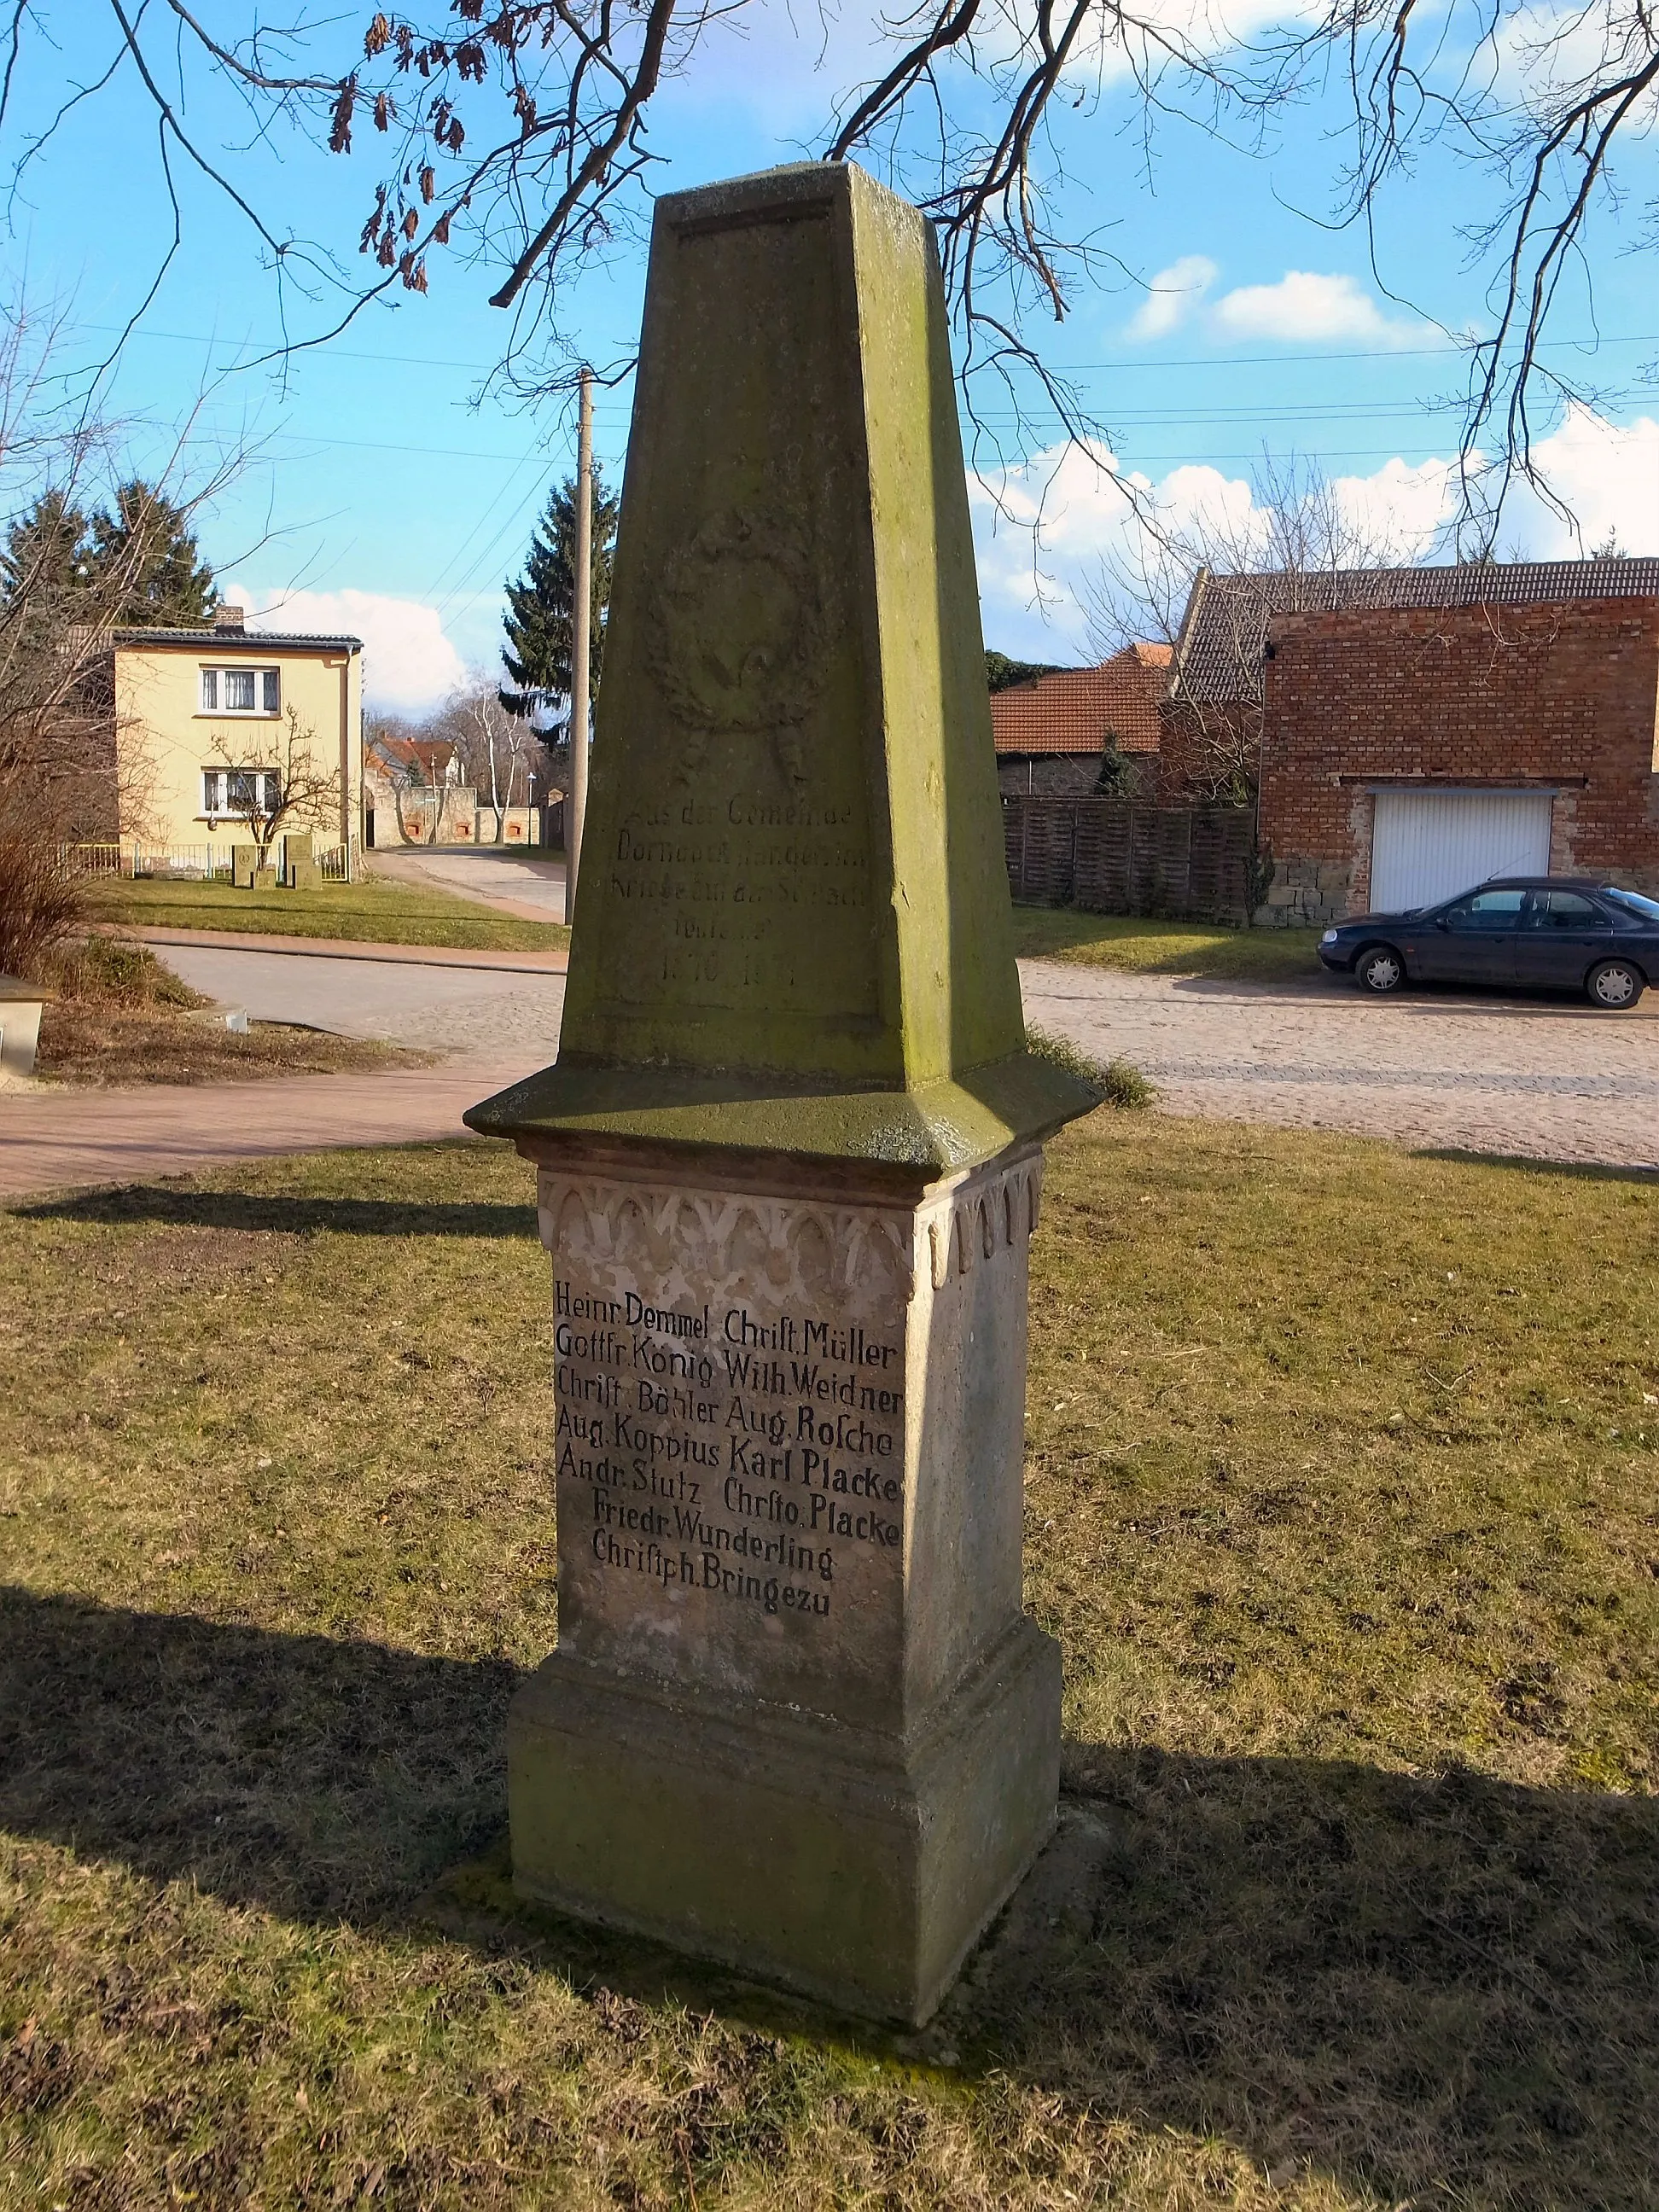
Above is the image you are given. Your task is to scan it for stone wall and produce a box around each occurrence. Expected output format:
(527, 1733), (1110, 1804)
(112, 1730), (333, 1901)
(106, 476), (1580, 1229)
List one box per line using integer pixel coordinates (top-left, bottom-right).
(1257, 597), (1659, 922)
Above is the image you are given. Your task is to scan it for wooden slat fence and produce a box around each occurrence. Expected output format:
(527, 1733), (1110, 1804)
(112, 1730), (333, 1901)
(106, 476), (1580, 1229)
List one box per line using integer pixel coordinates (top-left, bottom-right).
(1004, 797), (1254, 925)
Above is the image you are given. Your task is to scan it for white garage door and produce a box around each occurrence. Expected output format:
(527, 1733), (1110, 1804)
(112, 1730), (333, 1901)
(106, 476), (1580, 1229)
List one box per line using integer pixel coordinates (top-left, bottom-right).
(1371, 789), (1553, 912)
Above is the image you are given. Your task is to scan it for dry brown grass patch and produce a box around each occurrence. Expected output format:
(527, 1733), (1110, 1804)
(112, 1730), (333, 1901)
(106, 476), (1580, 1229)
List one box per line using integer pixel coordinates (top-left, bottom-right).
(1, 1127), (1655, 2207)
(30, 936), (426, 1085)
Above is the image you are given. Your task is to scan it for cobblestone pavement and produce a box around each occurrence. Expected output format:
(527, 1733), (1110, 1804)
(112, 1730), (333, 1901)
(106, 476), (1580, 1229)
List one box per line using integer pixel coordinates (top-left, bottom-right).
(9, 946), (1654, 1197)
(1023, 961), (1659, 1171)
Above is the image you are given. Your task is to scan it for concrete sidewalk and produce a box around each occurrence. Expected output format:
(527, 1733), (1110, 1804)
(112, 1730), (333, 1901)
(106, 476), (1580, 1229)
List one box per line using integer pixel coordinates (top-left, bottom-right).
(0, 1059), (529, 1201)
(125, 925), (567, 975)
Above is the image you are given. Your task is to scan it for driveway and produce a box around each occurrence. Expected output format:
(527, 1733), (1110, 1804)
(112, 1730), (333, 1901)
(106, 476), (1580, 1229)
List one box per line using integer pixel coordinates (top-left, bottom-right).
(1022, 962), (1659, 1172)
(370, 846), (568, 925)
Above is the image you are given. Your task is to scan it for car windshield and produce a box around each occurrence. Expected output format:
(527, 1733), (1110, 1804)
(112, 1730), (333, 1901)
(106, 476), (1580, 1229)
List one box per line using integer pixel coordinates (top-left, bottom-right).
(1600, 887), (1659, 923)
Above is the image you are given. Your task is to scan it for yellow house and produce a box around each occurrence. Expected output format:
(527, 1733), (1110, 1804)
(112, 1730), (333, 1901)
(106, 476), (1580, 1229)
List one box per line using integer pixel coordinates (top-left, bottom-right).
(108, 606), (364, 863)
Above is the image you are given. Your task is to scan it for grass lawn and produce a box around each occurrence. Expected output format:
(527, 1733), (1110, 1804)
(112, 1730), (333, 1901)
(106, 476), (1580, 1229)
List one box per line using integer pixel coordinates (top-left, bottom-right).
(85, 873), (570, 956)
(1013, 906), (1324, 983)
(2, 1121), (1656, 2207)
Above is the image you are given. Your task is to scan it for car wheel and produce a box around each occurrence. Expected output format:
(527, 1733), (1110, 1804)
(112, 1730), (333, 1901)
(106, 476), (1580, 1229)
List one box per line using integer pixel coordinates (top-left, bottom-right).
(1356, 946), (1405, 995)
(1586, 958), (1644, 1010)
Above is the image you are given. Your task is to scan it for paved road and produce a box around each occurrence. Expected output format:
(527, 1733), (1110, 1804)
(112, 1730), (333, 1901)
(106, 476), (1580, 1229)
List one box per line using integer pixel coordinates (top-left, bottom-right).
(1022, 962), (1659, 1171)
(0, 943), (567, 1202)
(155, 941), (569, 1062)
(6, 943), (1655, 1199)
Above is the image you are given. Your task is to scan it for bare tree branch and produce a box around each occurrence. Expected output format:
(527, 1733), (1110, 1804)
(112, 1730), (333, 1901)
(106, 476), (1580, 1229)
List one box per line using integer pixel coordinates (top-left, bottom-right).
(0, 0), (1651, 535)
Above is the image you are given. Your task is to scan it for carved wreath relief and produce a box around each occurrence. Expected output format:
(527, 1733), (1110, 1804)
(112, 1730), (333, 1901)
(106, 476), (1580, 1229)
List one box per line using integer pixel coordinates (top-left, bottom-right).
(648, 502), (843, 792)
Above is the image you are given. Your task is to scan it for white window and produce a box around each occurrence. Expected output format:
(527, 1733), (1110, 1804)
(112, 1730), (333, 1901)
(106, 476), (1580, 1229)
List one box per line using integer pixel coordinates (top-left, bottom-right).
(201, 767), (282, 819)
(200, 666), (281, 715)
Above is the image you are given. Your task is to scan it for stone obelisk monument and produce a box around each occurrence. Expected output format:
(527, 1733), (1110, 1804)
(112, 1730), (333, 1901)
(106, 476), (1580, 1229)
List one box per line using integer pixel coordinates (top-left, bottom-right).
(468, 161), (1094, 2024)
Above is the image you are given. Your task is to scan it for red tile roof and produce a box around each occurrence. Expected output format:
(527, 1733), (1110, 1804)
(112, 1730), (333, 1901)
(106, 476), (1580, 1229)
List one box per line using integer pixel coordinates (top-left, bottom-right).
(369, 734), (458, 779)
(989, 643), (1171, 757)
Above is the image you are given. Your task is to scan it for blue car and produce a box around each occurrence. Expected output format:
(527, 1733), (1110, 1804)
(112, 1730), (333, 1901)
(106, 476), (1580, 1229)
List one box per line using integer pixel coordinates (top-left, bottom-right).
(1318, 877), (1659, 1009)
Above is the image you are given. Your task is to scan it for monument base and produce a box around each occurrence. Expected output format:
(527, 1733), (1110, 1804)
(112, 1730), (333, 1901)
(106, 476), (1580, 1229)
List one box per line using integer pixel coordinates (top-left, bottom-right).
(508, 1615), (1061, 2024)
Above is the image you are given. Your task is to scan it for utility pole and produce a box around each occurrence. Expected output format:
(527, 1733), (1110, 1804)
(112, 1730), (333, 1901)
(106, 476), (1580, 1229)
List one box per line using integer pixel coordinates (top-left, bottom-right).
(565, 368), (593, 926)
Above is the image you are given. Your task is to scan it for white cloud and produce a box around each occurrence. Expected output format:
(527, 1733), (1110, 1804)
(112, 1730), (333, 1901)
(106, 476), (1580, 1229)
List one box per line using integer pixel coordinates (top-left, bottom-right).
(1329, 455), (1463, 554)
(970, 439), (1461, 658)
(1493, 2), (1647, 105)
(1063, 0), (1313, 90)
(971, 403), (1659, 662)
(1505, 404), (1659, 556)
(669, 0), (894, 136)
(1208, 271), (1425, 346)
(1126, 255), (1219, 341)
(224, 583), (469, 717)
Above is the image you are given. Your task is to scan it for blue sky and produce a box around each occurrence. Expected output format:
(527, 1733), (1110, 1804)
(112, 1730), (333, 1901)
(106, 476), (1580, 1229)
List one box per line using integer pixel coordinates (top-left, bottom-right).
(4, 3), (1656, 711)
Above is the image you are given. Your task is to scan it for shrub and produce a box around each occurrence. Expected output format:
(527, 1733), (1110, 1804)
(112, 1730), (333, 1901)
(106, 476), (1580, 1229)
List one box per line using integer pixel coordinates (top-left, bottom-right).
(0, 818), (82, 979)
(38, 934), (205, 1008)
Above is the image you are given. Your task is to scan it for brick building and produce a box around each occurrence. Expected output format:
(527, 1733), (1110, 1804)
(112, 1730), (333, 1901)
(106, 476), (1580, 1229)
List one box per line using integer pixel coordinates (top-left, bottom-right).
(1257, 590), (1659, 924)
(1161, 556), (1659, 812)
(991, 643), (1169, 796)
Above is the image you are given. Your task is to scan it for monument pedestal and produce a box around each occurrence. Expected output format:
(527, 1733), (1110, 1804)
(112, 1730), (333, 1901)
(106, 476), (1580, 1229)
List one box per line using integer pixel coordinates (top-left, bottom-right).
(510, 1621), (1057, 2023)
(505, 1140), (1059, 2023)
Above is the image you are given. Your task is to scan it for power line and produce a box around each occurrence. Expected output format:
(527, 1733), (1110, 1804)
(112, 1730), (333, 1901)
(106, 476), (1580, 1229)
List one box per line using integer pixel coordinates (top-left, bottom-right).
(431, 466), (556, 628)
(257, 399), (1476, 469)
(94, 317), (1659, 377)
(1045, 333), (1659, 372)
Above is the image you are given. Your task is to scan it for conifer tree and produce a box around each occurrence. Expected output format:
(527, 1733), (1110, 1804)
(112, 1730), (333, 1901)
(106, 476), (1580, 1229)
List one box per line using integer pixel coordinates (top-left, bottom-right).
(499, 471), (618, 728)
(84, 480), (217, 626)
(0, 489), (90, 609)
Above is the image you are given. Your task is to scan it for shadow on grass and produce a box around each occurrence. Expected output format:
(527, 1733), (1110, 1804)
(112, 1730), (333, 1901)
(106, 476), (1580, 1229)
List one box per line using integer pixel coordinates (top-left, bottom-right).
(3, 1587), (1654, 2205)
(11, 1187), (540, 1238)
(1412, 1149), (1659, 1184)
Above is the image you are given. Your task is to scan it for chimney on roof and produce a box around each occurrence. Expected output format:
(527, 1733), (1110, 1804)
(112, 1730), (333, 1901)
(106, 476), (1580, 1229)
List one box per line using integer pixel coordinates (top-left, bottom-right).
(213, 604), (246, 632)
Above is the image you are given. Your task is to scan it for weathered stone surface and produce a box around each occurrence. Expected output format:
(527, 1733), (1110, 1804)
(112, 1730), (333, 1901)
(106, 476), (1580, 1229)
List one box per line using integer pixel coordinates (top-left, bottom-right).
(468, 160), (1092, 2023)
(0, 975), (48, 1086)
(467, 162), (1091, 1172)
(511, 1139), (1059, 2020)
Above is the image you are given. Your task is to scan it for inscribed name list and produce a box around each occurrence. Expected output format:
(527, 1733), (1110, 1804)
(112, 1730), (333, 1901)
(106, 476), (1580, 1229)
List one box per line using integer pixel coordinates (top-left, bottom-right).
(544, 1171), (914, 1726)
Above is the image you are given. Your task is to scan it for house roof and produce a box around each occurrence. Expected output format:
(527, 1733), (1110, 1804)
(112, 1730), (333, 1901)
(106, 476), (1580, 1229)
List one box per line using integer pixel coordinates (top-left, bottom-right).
(113, 626), (362, 652)
(989, 643), (1172, 757)
(1173, 558), (1659, 705)
(368, 733), (457, 777)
